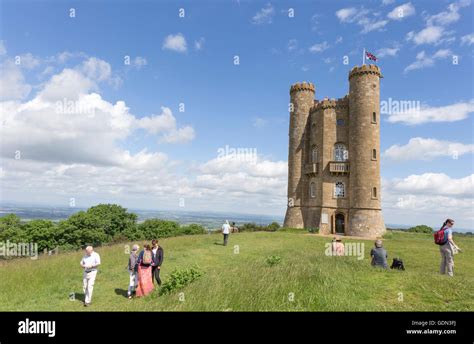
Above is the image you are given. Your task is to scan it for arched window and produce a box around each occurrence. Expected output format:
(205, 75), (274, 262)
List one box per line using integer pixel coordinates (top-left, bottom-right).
(372, 148), (377, 160)
(334, 143), (348, 161)
(310, 182), (316, 198)
(312, 148), (318, 163)
(372, 187), (377, 198)
(334, 182), (345, 198)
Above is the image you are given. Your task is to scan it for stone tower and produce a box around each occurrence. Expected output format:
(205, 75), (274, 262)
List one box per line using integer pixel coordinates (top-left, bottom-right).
(283, 65), (386, 238)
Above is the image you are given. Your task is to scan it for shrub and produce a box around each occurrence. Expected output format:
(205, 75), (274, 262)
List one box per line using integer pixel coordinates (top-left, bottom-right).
(267, 222), (280, 232)
(266, 255), (282, 266)
(179, 224), (206, 235)
(407, 225), (433, 234)
(23, 219), (57, 252)
(159, 266), (203, 296)
(308, 227), (319, 234)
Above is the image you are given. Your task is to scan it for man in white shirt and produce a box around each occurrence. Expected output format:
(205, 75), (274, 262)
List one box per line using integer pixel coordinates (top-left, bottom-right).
(80, 246), (101, 307)
(222, 220), (231, 246)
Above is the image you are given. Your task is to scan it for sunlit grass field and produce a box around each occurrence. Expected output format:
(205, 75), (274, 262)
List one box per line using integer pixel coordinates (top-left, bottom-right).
(1, 230), (473, 311)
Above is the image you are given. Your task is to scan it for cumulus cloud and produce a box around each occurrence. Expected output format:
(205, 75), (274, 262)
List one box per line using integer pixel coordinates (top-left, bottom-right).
(0, 61), (32, 101)
(386, 99), (474, 124)
(387, 2), (416, 21)
(252, 3), (275, 24)
(376, 46), (400, 57)
(309, 41), (329, 53)
(404, 49), (451, 73)
(383, 137), (474, 160)
(162, 33), (187, 53)
(406, 26), (447, 45)
(382, 173), (474, 228)
(461, 33), (474, 45)
(335, 6), (390, 33)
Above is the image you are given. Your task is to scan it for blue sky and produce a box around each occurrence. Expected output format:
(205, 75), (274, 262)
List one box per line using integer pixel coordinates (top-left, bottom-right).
(0, 0), (473, 229)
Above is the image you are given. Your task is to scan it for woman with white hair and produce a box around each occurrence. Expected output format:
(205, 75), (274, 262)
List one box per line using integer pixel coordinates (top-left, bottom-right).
(370, 240), (388, 269)
(127, 244), (139, 299)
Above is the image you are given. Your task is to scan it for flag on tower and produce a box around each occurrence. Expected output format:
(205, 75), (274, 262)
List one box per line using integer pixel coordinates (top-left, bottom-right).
(365, 51), (378, 61)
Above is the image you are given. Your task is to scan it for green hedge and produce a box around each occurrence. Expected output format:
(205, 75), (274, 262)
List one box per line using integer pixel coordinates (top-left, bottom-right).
(0, 204), (206, 254)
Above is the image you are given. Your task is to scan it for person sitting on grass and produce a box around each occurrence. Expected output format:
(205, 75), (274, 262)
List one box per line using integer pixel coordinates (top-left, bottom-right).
(332, 236), (345, 256)
(135, 244), (154, 297)
(127, 244), (139, 299)
(370, 240), (388, 269)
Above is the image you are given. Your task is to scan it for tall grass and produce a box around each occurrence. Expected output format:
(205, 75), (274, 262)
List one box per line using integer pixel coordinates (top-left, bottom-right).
(1, 231), (473, 311)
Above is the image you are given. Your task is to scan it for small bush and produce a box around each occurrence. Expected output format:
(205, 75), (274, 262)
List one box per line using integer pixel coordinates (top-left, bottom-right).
(266, 255), (282, 266)
(159, 266), (203, 296)
(407, 225), (433, 234)
(308, 227), (319, 234)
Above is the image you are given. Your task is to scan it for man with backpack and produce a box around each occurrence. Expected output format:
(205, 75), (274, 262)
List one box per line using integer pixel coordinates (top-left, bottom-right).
(151, 239), (164, 286)
(435, 219), (462, 277)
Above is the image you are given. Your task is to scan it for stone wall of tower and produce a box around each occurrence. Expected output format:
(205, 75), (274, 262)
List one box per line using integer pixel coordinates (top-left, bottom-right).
(283, 82), (315, 228)
(348, 65), (386, 237)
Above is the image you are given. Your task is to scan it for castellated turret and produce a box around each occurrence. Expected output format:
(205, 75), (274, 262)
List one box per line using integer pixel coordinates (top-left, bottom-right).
(283, 65), (386, 238)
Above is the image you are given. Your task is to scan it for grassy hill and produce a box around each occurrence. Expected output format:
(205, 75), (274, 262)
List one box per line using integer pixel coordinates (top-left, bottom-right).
(1, 230), (473, 311)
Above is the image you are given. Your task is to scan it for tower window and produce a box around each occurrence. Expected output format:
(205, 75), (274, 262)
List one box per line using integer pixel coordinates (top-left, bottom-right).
(334, 143), (348, 161)
(372, 148), (377, 160)
(310, 182), (316, 198)
(372, 187), (377, 199)
(337, 119), (345, 126)
(372, 112), (377, 123)
(334, 182), (345, 198)
(312, 148), (318, 163)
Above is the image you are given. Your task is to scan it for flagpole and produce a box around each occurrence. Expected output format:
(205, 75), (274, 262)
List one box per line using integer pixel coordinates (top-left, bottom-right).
(363, 48), (366, 65)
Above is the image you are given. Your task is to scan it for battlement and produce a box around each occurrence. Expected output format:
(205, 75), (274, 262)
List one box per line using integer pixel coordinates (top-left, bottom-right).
(348, 64), (382, 80)
(290, 82), (315, 94)
(310, 95), (349, 112)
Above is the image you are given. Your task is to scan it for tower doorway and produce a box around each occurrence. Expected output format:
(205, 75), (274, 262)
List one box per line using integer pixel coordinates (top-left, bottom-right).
(335, 213), (345, 234)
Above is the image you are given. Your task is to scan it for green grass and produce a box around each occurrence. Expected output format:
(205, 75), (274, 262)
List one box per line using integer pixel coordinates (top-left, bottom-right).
(1, 230), (473, 311)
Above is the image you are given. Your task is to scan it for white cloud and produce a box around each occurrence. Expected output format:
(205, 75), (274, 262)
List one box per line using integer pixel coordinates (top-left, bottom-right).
(426, 0), (471, 26)
(376, 46), (400, 57)
(383, 137), (474, 160)
(382, 174), (474, 228)
(0, 61), (31, 101)
(160, 126), (195, 144)
(386, 99), (474, 124)
(404, 49), (451, 73)
(461, 33), (474, 45)
(406, 26), (446, 45)
(360, 19), (389, 33)
(136, 107), (177, 134)
(387, 3), (416, 21)
(382, 0), (395, 5)
(252, 3), (275, 24)
(162, 33), (187, 53)
(194, 38), (205, 51)
(17, 53), (40, 69)
(335, 7), (388, 33)
(335, 36), (343, 44)
(287, 39), (297, 51)
(388, 173), (473, 197)
(131, 56), (147, 69)
(335, 7), (359, 22)
(81, 57), (112, 82)
(309, 41), (329, 53)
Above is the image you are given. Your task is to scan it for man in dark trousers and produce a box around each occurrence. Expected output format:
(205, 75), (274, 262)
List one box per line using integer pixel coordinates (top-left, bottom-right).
(151, 239), (164, 286)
